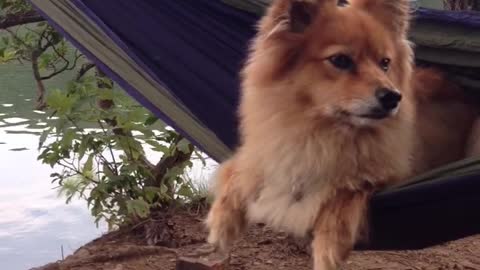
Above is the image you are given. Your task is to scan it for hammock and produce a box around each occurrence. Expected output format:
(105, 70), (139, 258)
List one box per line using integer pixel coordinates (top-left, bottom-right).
(29, 0), (480, 250)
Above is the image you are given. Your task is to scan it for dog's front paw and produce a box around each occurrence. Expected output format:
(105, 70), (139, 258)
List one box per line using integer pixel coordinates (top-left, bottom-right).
(205, 206), (244, 253)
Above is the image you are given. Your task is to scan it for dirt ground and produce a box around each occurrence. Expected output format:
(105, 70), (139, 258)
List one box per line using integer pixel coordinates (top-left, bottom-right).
(31, 210), (480, 270)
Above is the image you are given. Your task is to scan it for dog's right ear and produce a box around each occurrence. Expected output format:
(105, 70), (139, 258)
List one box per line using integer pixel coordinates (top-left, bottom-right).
(261, 0), (336, 38)
(351, 0), (411, 37)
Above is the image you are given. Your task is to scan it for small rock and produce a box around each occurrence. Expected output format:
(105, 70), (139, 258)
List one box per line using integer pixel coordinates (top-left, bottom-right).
(461, 261), (480, 270)
(258, 239), (273, 245)
(113, 265), (124, 270)
(176, 253), (229, 270)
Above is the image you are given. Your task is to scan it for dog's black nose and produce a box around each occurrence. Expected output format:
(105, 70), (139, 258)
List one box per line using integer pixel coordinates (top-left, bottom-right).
(375, 88), (402, 111)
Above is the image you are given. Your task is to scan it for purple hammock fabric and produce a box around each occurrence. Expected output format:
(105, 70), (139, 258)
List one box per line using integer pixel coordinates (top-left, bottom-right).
(69, 1), (480, 152)
(31, 0), (480, 251)
(416, 7), (480, 28)
(73, 0), (258, 151)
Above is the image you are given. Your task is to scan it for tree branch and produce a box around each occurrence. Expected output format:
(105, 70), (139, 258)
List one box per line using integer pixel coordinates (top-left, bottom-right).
(40, 58), (74, 80)
(0, 11), (45, 29)
(31, 50), (47, 110)
(40, 43), (82, 80)
(98, 119), (119, 175)
(76, 63), (96, 81)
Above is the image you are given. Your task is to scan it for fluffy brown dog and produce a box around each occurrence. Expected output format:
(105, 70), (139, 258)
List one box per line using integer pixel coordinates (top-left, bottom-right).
(206, 0), (478, 269)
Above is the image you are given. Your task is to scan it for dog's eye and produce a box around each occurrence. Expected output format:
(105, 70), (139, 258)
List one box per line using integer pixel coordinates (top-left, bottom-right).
(328, 54), (354, 70)
(380, 58), (391, 72)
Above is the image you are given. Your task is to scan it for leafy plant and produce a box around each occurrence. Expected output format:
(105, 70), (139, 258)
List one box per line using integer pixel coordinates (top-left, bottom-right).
(35, 64), (207, 229)
(1, 0), (209, 230)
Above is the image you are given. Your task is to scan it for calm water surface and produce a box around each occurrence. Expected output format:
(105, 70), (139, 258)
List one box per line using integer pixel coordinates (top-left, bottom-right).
(0, 63), (106, 270)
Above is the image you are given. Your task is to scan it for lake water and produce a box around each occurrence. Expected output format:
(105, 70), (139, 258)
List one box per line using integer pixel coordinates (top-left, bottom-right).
(0, 63), (108, 270)
(0, 63), (216, 270)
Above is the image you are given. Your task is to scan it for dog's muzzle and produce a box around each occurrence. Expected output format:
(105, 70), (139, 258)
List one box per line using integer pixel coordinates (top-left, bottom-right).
(360, 88), (401, 119)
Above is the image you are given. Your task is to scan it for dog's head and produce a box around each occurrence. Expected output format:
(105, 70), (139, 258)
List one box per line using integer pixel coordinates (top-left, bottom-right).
(243, 0), (414, 127)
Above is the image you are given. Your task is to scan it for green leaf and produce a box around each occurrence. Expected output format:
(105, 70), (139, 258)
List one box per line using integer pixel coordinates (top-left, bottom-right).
(144, 139), (162, 148)
(98, 88), (114, 100)
(126, 199), (150, 218)
(103, 162), (116, 179)
(160, 184), (169, 194)
(46, 89), (77, 115)
(138, 128), (154, 138)
(144, 115), (158, 126)
(176, 138), (192, 154)
(61, 129), (76, 148)
(38, 53), (53, 70)
(38, 128), (52, 150)
(77, 136), (89, 160)
(53, 118), (68, 134)
(57, 176), (83, 203)
(96, 76), (114, 89)
(83, 154), (94, 175)
(177, 184), (194, 198)
(145, 139), (170, 153)
(164, 166), (185, 182)
(1, 37), (9, 46)
(0, 48), (17, 63)
(144, 186), (163, 203)
(49, 31), (63, 45)
(115, 136), (144, 160)
(127, 107), (148, 123)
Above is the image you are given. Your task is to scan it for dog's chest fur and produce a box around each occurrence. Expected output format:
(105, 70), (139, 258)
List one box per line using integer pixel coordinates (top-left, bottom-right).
(244, 125), (411, 237)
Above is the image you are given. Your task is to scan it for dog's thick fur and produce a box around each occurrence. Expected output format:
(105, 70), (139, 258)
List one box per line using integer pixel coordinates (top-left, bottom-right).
(206, 0), (479, 269)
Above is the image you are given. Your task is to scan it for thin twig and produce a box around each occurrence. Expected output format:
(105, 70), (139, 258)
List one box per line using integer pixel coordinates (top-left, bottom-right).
(98, 120), (119, 175)
(40, 43), (82, 80)
(57, 160), (99, 184)
(76, 63), (96, 81)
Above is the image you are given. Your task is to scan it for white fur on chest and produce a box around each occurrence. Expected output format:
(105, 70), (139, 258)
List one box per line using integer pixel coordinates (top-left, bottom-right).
(245, 141), (335, 237)
(247, 179), (331, 237)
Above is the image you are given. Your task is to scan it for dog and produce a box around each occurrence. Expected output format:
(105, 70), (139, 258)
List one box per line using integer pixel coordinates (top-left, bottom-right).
(205, 0), (479, 269)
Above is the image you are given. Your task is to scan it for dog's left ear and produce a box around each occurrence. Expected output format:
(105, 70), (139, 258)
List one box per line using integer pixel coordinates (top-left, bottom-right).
(289, 1), (318, 33)
(260, 0), (338, 38)
(351, 0), (411, 37)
